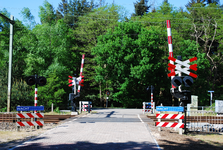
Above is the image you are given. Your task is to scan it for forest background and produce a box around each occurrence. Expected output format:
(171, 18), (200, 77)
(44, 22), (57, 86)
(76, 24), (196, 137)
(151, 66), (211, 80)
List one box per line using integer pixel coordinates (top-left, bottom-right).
(0, 0), (222, 111)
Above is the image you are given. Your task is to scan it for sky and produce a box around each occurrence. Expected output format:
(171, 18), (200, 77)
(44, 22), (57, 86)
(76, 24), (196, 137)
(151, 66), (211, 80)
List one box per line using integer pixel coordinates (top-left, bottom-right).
(1, 0), (223, 24)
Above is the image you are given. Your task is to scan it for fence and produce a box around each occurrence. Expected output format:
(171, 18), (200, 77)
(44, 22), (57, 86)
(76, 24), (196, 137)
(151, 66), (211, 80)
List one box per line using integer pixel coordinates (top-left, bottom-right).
(153, 106), (223, 133)
(185, 109), (223, 133)
(0, 112), (17, 131)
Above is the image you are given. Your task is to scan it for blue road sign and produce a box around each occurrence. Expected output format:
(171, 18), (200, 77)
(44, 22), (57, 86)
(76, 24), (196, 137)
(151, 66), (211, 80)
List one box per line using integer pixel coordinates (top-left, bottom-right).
(16, 106), (44, 111)
(208, 91), (214, 93)
(156, 106), (184, 112)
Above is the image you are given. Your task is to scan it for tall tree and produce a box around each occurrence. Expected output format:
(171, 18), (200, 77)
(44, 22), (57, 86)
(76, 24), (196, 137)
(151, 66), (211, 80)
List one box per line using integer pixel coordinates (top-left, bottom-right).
(56, 0), (95, 28)
(39, 0), (57, 24)
(132, 0), (150, 16)
(92, 22), (167, 107)
(185, 0), (220, 8)
(74, 5), (125, 106)
(20, 7), (36, 29)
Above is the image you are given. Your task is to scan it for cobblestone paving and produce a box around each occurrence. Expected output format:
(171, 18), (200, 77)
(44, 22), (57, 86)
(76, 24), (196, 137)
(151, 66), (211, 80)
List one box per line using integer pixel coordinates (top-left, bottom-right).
(11, 109), (159, 150)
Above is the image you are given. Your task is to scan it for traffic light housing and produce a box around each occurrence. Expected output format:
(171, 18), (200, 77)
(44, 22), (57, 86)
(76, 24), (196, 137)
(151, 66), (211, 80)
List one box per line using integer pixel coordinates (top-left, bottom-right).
(171, 76), (182, 87)
(26, 75), (46, 86)
(183, 76), (193, 87)
(26, 76), (35, 86)
(172, 89), (191, 104)
(171, 76), (193, 104)
(171, 76), (193, 88)
(38, 76), (47, 86)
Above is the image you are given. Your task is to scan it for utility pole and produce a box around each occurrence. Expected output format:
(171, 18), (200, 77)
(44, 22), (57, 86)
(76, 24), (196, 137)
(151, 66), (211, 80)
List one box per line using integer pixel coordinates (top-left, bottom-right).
(0, 13), (14, 112)
(7, 15), (14, 112)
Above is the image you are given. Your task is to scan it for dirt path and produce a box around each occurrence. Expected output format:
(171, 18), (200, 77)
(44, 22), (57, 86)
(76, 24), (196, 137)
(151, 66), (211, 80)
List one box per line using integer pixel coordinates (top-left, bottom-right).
(147, 121), (223, 150)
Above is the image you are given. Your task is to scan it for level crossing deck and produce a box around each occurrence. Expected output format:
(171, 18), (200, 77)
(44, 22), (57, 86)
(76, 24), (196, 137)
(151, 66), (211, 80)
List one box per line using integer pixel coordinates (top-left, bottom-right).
(11, 109), (160, 150)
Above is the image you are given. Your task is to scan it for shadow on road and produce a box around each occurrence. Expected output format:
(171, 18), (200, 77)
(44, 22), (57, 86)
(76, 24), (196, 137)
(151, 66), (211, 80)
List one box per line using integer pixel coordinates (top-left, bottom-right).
(12, 141), (158, 150)
(106, 111), (115, 118)
(158, 138), (223, 150)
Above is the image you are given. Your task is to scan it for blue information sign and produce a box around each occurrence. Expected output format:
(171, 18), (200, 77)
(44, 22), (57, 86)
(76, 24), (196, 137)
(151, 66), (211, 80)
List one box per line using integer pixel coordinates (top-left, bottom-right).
(16, 106), (44, 111)
(156, 106), (184, 112)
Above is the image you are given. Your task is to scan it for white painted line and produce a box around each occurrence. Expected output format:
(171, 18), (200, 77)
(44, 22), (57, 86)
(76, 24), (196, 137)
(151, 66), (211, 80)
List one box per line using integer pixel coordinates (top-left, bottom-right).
(138, 114), (161, 150)
(138, 114), (144, 123)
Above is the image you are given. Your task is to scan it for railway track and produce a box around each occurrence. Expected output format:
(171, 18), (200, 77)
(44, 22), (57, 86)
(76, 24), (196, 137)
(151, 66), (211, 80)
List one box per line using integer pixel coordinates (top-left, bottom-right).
(147, 116), (223, 124)
(0, 114), (75, 124)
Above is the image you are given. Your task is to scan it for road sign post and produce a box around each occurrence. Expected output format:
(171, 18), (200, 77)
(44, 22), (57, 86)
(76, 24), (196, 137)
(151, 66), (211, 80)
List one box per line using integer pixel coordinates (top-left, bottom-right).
(16, 106), (44, 131)
(106, 91), (110, 108)
(208, 91), (214, 106)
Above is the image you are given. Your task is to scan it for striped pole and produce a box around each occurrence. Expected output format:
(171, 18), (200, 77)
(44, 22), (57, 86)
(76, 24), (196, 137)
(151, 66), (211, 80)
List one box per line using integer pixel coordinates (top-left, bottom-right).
(151, 92), (153, 112)
(167, 20), (175, 89)
(78, 54), (85, 93)
(34, 88), (37, 113)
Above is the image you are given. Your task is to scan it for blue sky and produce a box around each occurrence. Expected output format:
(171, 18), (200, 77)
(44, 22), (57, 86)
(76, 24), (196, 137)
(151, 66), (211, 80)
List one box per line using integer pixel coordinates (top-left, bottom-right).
(1, 0), (223, 24)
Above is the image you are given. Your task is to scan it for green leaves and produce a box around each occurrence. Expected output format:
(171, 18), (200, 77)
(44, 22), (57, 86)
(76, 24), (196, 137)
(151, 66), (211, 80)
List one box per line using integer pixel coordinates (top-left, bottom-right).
(37, 72), (66, 110)
(93, 22), (166, 107)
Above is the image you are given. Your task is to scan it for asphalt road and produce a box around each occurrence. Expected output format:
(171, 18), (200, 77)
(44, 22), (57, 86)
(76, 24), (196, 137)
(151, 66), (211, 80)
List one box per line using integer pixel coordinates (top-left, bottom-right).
(11, 109), (160, 150)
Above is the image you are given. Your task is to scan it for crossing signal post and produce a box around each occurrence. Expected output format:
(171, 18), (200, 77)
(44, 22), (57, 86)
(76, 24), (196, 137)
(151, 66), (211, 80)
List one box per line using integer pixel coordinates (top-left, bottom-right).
(26, 75), (47, 113)
(168, 56), (197, 105)
(147, 85), (154, 114)
(68, 54), (85, 112)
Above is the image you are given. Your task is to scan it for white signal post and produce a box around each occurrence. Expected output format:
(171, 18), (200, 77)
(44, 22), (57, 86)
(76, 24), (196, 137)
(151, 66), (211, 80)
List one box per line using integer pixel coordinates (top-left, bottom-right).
(167, 20), (175, 89)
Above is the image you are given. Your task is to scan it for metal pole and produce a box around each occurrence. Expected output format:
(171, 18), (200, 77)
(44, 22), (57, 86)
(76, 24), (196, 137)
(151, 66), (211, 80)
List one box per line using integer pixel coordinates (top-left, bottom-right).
(7, 15), (14, 112)
(106, 97), (108, 108)
(34, 74), (38, 113)
(184, 103), (187, 134)
(210, 92), (213, 106)
(177, 56), (182, 105)
(151, 85), (154, 114)
(151, 91), (153, 114)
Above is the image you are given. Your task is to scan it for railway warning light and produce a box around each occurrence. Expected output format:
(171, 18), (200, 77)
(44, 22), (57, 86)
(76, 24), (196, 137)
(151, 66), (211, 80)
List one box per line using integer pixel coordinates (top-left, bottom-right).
(38, 76), (47, 86)
(79, 78), (84, 87)
(171, 76), (182, 87)
(26, 75), (46, 86)
(183, 76), (193, 87)
(26, 76), (35, 86)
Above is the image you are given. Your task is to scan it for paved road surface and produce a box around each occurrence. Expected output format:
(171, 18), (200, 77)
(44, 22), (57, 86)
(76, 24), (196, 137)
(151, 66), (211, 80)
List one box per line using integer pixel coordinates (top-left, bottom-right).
(11, 109), (159, 150)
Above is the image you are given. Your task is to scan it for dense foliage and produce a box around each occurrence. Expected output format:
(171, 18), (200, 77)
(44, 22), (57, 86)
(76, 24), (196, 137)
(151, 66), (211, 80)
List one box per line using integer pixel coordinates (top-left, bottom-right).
(0, 0), (223, 111)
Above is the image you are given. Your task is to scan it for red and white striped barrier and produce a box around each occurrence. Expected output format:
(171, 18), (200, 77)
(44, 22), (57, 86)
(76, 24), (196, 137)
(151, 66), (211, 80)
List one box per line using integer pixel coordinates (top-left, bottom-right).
(78, 54), (85, 93)
(156, 114), (184, 119)
(82, 109), (92, 112)
(156, 122), (184, 128)
(142, 109), (151, 112)
(82, 105), (92, 108)
(16, 121), (44, 126)
(156, 113), (184, 130)
(16, 113), (44, 118)
(167, 20), (175, 88)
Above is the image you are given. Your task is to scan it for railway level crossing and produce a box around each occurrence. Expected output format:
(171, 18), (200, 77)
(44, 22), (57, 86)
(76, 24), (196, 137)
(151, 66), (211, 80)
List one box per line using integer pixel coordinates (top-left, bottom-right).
(11, 109), (160, 150)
